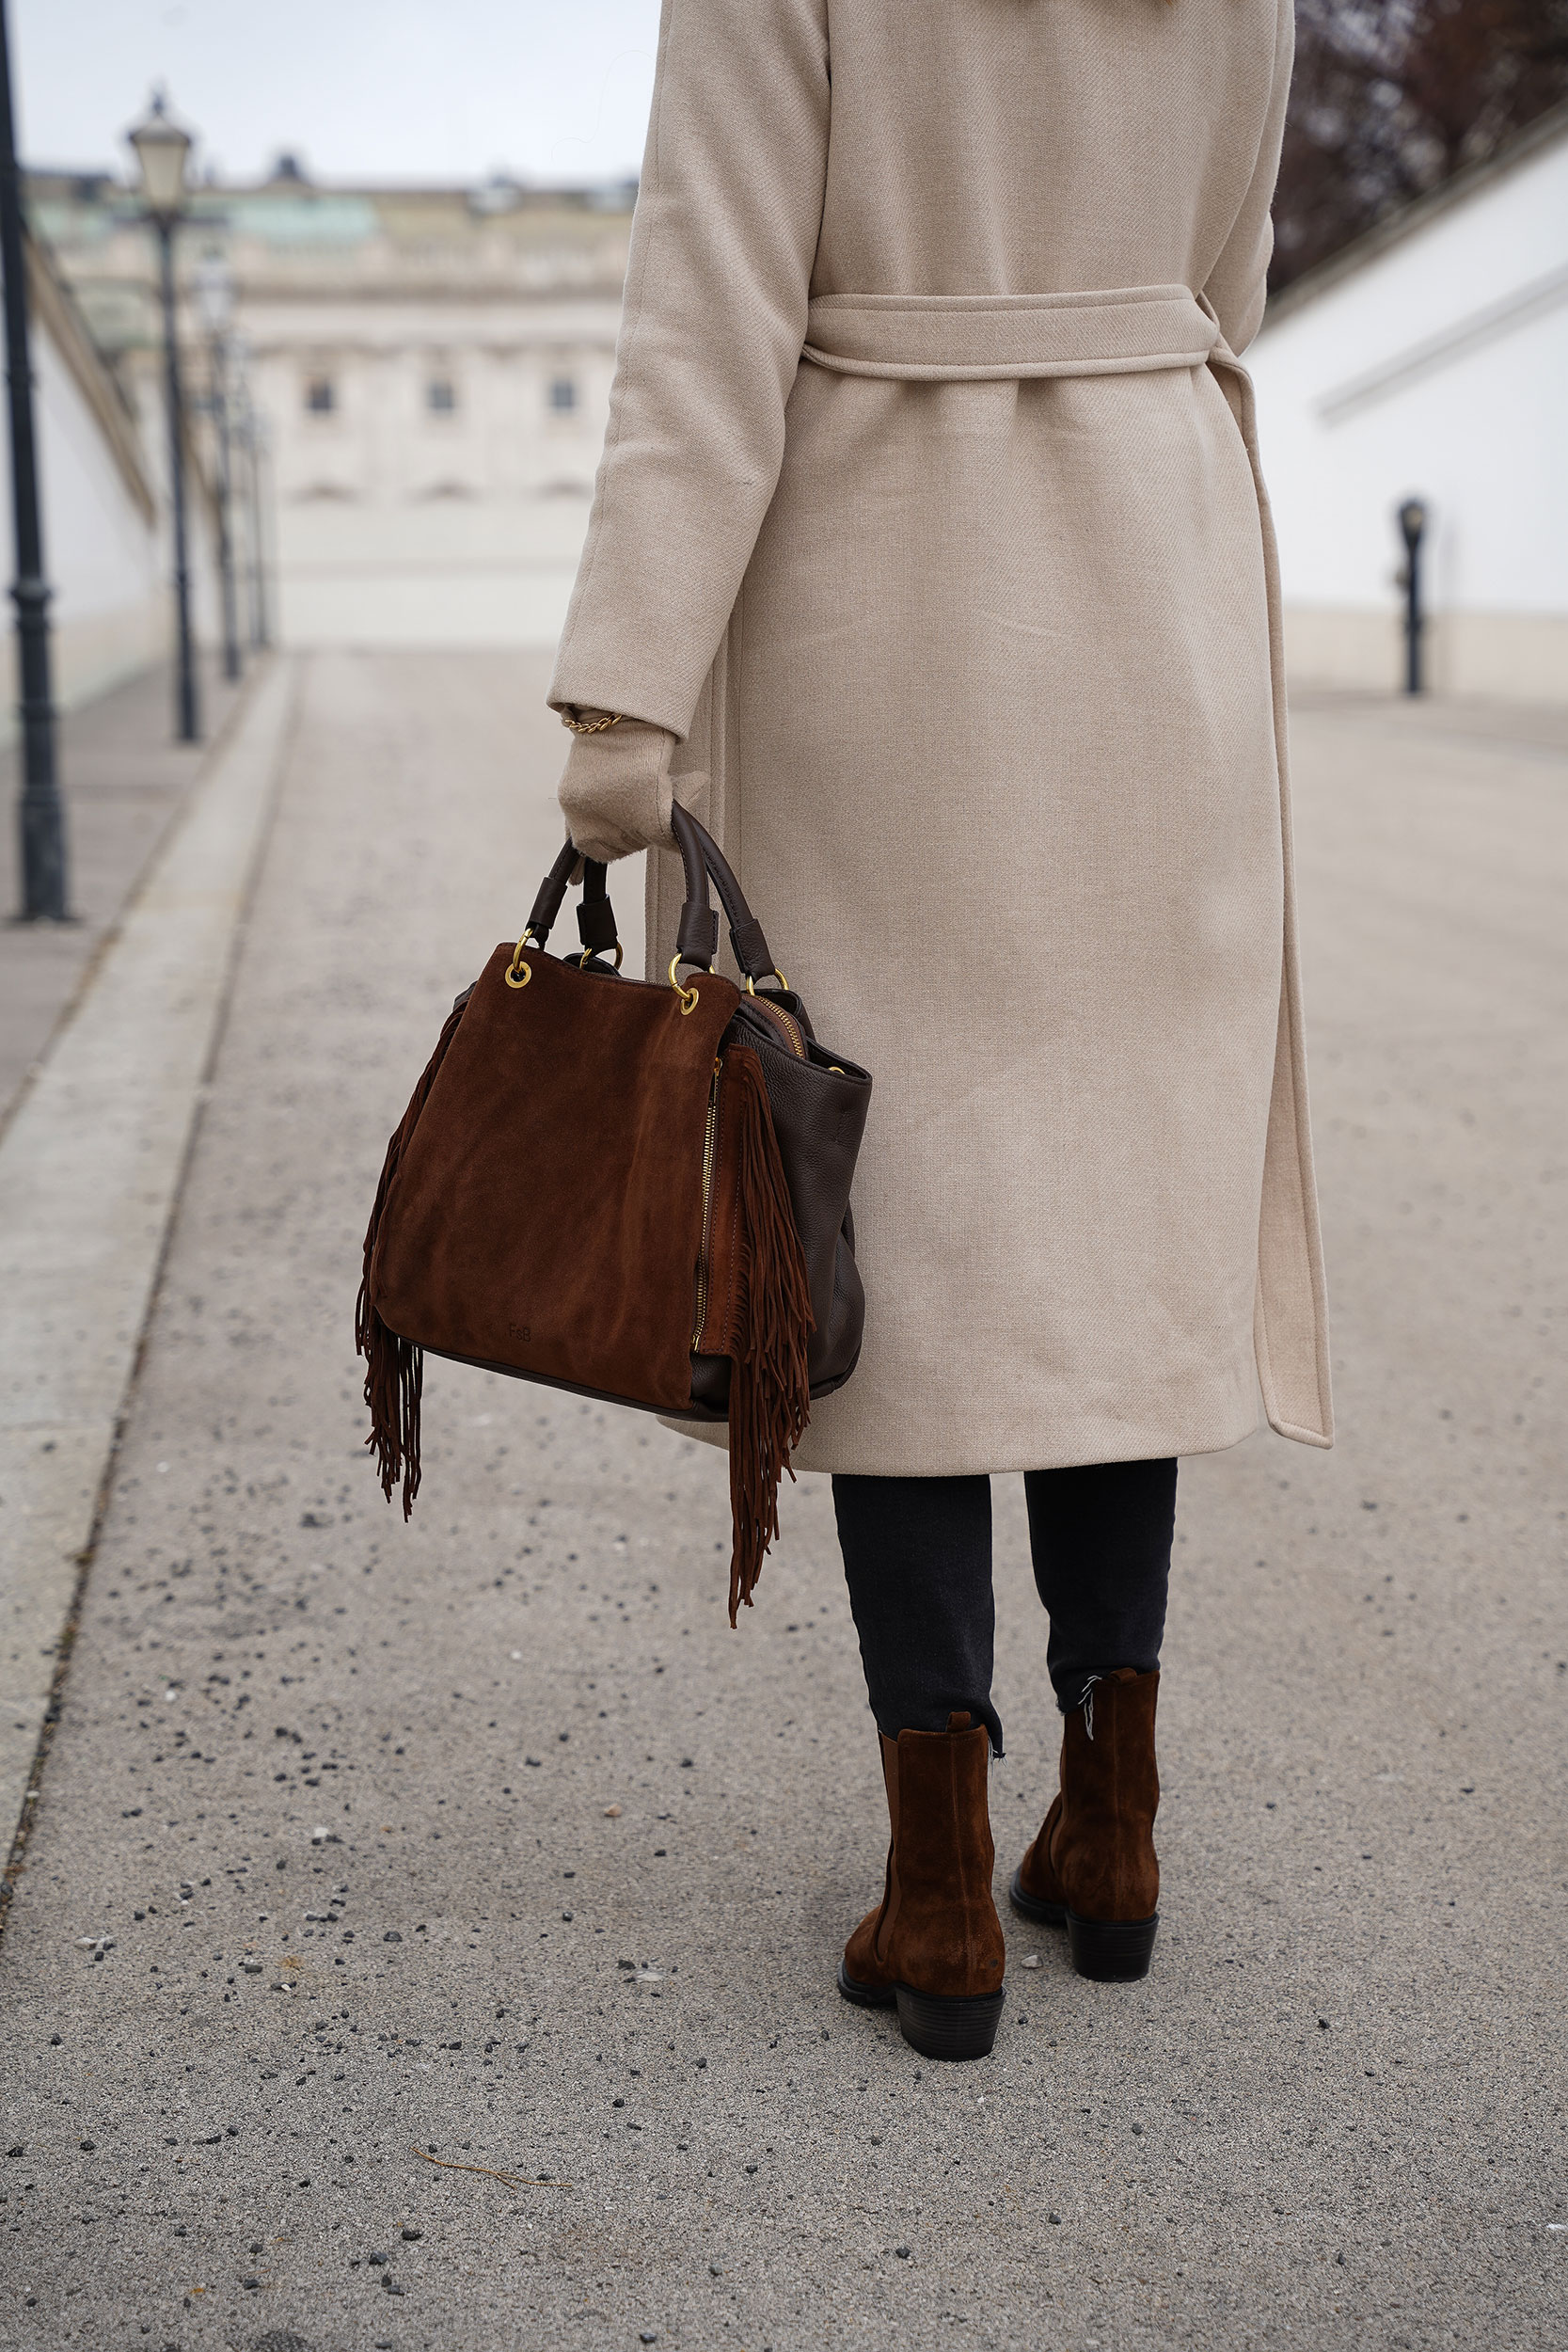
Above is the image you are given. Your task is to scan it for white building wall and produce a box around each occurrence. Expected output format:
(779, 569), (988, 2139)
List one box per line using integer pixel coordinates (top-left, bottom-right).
(1248, 117), (1568, 702)
(250, 293), (620, 649)
(120, 352), (226, 660)
(0, 277), (166, 724)
(24, 176), (635, 661)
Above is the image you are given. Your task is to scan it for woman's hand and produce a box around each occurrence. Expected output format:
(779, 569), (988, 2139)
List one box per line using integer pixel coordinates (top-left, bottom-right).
(557, 715), (680, 865)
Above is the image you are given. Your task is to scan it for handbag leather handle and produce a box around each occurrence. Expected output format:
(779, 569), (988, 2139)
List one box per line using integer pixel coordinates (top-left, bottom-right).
(522, 810), (777, 982)
(524, 838), (620, 958)
(670, 805), (778, 983)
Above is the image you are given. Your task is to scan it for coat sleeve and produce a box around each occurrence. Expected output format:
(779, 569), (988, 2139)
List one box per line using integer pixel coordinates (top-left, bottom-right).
(1201, 0), (1294, 357)
(547, 0), (831, 739)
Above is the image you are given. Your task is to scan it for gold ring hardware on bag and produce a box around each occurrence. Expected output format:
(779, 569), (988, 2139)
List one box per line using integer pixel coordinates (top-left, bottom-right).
(506, 929), (542, 990)
(745, 968), (789, 997)
(668, 953), (703, 1016)
(578, 942), (625, 971)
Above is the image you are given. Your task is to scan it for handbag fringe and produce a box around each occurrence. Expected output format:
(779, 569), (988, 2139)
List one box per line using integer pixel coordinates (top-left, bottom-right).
(355, 996), (467, 1519)
(721, 1045), (815, 1626)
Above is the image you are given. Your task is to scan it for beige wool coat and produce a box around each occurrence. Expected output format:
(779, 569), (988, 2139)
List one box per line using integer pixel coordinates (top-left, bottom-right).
(548, 0), (1333, 1476)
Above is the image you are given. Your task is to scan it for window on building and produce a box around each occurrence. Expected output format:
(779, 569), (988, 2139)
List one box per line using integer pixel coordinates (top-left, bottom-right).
(304, 374), (336, 415)
(426, 376), (457, 415)
(548, 375), (578, 414)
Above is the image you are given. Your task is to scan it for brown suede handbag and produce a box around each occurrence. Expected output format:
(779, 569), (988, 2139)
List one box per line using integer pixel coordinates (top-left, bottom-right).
(356, 808), (871, 1620)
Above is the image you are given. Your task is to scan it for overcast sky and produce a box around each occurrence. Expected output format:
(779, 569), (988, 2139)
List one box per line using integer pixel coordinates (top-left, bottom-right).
(11, 0), (663, 187)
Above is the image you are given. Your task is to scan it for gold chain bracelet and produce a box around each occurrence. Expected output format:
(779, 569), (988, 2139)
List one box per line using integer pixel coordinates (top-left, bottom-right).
(560, 706), (623, 737)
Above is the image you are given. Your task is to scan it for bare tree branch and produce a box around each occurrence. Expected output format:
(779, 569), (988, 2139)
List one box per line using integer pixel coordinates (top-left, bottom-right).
(1271, 0), (1568, 294)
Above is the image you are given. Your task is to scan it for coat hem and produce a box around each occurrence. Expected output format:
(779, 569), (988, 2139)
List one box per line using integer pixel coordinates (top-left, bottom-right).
(1262, 1412), (1334, 1450)
(657, 1399), (1272, 1477)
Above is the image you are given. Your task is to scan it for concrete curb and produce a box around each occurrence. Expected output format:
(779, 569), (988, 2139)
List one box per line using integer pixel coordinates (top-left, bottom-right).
(0, 656), (298, 1869)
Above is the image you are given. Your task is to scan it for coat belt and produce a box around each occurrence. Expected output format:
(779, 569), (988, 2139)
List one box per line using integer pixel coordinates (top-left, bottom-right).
(800, 284), (1218, 381)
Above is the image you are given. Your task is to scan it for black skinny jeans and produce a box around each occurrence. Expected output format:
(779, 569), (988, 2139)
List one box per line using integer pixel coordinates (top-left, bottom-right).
(832, 1461), (1177, 1754)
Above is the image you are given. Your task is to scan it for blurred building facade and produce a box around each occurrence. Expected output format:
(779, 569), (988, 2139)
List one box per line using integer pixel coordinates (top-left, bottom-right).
(1250, 103), (1568, 704)
(23, 117), (1561, 699)
(28, 165), (635, 650)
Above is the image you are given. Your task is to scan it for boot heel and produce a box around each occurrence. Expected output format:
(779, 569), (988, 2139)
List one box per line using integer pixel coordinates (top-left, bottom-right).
(893, 1985), (1004, 2062)
(1065, 1910), (1158, 1982)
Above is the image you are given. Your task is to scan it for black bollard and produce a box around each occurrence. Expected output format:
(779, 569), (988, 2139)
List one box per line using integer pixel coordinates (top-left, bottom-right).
(1397, 498), (1428, 697)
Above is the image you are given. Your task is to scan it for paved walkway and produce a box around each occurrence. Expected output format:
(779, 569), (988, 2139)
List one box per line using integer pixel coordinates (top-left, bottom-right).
(0, 654), (1562, 2352)
(0, 653), (249, 1133)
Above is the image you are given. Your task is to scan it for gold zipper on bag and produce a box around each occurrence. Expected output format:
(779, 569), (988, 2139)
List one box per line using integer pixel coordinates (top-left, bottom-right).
(691, 1057), (722, 1346)
(751, 996), (806, 1058)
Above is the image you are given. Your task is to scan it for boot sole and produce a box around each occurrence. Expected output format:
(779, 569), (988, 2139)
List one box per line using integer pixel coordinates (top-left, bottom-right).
(836, 1959), (1004, 2061)
(1006, 1867), (1159, 1982)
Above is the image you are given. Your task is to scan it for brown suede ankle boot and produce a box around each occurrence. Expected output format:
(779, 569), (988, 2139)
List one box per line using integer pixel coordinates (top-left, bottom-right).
(838, 1709), (1006, 2060)
(1009, 1667), (1161, 1980)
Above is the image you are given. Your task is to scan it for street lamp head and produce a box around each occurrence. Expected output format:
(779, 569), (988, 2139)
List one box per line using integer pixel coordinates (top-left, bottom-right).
(127, 87), (194, 221)
(1398, 498), (1428, 552)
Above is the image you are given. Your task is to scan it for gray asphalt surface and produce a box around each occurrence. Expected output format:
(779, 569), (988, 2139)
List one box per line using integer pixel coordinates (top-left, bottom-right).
(1, 652), (1563, 2351)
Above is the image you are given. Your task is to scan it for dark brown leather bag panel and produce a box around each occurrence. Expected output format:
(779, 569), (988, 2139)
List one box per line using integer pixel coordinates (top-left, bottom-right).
(728, 1001), (871, 1391)
(693, 1015), (871, 1404)
(371, 944), (737, 1412)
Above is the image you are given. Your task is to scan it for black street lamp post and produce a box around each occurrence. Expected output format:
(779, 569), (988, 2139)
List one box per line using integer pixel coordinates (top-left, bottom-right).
(1398, 497), (1428, 697)
(129, 92), (199, 744)
(242, 398), (271, 652)
(0, 0), (71, 920)
(197, 256), (241, 684)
